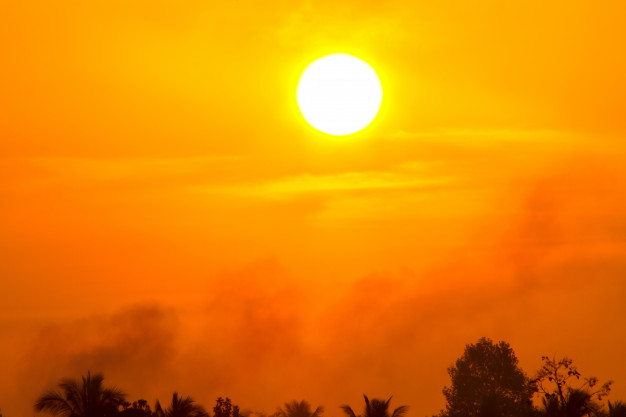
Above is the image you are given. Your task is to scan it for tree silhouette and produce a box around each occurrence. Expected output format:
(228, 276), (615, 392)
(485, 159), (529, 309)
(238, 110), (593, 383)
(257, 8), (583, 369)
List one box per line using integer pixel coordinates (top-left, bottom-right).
(534, 356), (612, 417)
(438, 337), (535, 417)
(121, 399), (154, 417)
(540, 388), (596, 417)
(277, 400), (323, 417)
(341, 395), (408, 417)
(607, 401), (626, 417)
(214, 398), (240, 417)
(154, 393), (209, 417)
(34, 371), (126, 417)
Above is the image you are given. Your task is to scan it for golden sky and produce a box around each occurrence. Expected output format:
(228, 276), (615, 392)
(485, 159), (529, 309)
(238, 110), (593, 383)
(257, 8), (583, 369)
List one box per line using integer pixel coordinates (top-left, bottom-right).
(1, 1), (626, 416)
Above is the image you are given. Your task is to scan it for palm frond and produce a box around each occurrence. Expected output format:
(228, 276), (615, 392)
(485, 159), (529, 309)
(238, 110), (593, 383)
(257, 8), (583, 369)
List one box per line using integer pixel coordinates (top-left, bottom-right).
(34, 371), (127, 417)
(163, 392), (209, 417)
(311, 406), (324, 417)
(34, 391), (74, 416)
(154, 400), (165, 417)
(341, 405), (358, 417)
(58, 378), (82, 413)
(390, 405), (409, 417)
(608, 401), (626, 417)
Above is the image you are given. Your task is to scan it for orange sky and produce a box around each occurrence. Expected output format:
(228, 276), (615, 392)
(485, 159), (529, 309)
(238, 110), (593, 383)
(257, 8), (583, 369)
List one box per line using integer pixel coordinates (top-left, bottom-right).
(1, 1), (626, 416)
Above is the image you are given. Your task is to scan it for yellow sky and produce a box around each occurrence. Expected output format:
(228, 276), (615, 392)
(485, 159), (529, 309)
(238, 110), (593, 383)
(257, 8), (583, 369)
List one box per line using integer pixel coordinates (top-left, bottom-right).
(1, 1), (626, 416)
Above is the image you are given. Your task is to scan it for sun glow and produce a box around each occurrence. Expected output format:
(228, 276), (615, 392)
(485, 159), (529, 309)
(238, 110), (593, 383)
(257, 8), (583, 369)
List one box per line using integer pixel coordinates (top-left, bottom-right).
(296, 54), (383, 136)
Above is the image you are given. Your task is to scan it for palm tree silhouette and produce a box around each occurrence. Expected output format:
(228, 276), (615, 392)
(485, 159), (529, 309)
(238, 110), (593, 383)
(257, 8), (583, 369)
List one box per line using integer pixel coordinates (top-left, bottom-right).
(608, 401), (626, 417)
(34, 371), (126, 417)
(155, 393), (210, 417)
(277, 400), (324, 417)
(341, 395), (408, 417)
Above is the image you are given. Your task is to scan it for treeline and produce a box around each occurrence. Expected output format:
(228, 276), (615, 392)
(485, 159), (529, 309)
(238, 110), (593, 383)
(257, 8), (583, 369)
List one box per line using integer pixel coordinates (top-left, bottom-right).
(13, 337), (626, 417)
(436, 338), (623, 417)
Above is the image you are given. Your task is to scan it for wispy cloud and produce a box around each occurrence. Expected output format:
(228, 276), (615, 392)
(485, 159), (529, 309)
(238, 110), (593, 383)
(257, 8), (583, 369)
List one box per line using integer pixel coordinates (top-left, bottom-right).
(391, 127), (575, 144)
(202, 164), (456, 200)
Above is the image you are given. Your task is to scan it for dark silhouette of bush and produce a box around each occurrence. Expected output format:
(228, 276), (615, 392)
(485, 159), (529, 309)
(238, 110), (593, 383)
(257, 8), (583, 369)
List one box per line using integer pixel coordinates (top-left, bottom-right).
(120, 399), (154, 417)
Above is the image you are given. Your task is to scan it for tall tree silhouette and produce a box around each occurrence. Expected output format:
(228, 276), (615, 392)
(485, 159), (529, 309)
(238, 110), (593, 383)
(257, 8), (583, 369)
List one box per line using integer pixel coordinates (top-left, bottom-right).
(438, 337), (535, 417)
(34, 371), (126, 417)
(277, 400), (323, 417)
(341, 395), (408, 417)
(155, 393), (209, 417)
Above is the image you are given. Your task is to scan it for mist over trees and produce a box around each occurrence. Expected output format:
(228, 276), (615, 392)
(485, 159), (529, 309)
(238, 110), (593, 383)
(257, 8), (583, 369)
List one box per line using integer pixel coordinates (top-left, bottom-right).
(16, 338), (623, 417)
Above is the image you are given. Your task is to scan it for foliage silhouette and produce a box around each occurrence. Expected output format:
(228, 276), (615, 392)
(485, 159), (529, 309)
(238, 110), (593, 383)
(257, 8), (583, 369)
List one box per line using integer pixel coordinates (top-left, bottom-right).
(27, 345), (626, 417)
(34, 371), (126, 417)
(341, 394), (408, 417)
(607, 401), (626, 417)
(534, 356), (612, 409)
(539, 388), (598, 417)
(438, 337), (535, 417)
(277, 400), (323, 417)
(120, 399), (154, 417)
(154, 393), (209, 417)
(214, 398), (240, 417)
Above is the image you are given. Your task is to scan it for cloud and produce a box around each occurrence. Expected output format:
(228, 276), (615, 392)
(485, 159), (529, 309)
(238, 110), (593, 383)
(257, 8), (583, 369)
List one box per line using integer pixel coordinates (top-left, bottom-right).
(390, 127), (580, 146)
(212, 170), (453, 199)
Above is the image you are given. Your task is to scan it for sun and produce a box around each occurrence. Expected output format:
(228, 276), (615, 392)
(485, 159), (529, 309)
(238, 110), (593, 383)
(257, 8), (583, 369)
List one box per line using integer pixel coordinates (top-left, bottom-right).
(296, 53), (383, 136)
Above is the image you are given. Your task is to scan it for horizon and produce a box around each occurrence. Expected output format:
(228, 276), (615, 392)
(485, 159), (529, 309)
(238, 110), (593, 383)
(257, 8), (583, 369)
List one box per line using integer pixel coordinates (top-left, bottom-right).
(19, 343), (621, 416)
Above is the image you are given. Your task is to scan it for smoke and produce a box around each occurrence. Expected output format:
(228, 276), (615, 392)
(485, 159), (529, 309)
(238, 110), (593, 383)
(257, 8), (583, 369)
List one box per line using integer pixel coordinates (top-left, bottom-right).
(18, 305), (180, 404)
(2, 152), (626, 417)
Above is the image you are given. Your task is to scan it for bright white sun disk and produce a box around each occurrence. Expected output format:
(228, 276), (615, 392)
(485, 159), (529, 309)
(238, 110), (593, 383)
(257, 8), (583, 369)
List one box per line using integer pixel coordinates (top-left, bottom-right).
(296, 54), (383, 136)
